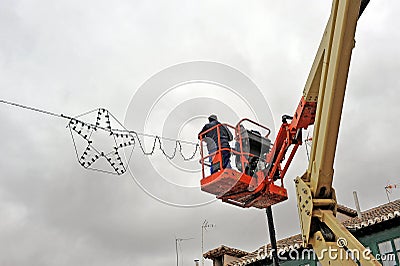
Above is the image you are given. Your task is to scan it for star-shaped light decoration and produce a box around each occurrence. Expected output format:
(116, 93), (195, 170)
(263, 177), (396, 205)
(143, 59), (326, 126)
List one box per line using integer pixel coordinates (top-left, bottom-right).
(67, 108), (135, 175)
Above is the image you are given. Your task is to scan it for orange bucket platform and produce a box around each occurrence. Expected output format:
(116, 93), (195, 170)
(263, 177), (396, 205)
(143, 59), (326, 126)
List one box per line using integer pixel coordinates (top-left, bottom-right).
(201, 169), (288, 209)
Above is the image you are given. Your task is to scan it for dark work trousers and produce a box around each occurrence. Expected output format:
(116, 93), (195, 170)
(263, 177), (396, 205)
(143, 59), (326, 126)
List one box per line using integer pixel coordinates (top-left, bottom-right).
(209, 148), (231, 174)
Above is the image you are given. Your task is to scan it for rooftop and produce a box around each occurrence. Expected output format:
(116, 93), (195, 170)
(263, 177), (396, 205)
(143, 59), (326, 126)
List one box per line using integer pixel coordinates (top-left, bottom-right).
(203, 245), (249, 260)
(343, 199), (400, 229)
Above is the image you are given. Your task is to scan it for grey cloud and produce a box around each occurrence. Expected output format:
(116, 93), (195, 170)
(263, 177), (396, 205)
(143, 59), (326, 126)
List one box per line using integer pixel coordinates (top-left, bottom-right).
(1, 1), (399, 265)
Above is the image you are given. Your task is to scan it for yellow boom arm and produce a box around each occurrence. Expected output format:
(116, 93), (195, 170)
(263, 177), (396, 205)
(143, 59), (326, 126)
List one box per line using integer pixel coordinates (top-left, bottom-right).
(295, 0), (380, 265)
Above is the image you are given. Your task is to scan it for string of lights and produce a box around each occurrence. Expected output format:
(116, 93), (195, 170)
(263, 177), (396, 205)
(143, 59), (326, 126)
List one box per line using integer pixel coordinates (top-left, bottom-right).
(0, 98), (200, 175)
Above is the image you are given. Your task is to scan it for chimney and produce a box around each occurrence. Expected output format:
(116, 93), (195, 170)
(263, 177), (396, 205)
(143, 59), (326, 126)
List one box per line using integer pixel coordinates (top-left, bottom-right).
(353, 191), (362, 218)
(194, 259), (200, 266)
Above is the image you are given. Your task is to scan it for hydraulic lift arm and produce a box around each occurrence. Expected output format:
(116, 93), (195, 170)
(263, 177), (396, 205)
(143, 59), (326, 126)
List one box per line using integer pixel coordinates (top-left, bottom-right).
(295, 0), (380, 265)
(200, 1), (380, 264)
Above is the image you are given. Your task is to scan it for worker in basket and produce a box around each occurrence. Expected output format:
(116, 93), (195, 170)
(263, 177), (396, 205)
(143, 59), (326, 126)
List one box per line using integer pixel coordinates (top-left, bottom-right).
(198, 114), (233, 174)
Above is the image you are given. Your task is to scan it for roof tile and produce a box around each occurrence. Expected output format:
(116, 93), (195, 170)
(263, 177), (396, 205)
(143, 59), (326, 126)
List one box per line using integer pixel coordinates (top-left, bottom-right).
(203, 245), (249, 259)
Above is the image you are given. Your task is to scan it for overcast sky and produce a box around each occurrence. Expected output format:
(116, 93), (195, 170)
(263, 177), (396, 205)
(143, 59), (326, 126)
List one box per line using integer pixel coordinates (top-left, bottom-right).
(1, 1), (400, 265)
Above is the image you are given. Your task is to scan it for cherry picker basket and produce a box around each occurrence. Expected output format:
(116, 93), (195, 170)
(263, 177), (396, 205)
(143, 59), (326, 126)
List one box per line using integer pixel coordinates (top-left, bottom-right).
(199, 119), (288, 209)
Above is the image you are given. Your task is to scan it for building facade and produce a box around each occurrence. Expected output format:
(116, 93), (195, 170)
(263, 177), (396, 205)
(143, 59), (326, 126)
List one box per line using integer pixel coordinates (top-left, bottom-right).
(204, 200), (400, 266)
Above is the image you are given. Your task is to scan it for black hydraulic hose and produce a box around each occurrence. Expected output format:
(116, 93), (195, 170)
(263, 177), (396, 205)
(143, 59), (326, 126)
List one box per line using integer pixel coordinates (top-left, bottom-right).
(266, 206), (279, 266)
(359, 0), (370, 18)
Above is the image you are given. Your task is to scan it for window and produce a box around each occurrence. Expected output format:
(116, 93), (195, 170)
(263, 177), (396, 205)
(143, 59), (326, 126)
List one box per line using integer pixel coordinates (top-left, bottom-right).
(395, 238), (400, 263)
(379, 241), (393, 254)
(377, 238), (400, 266)
(395, 238), (400, 249)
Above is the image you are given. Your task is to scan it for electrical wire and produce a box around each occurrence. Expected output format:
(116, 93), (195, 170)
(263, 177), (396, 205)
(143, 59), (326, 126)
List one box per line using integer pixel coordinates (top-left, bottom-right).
(0, 99), (72, 119)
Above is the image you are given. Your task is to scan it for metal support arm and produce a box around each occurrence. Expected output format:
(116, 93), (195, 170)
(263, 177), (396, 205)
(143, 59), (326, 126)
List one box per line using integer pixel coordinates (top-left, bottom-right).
(295, 0), (377, 265)
(310, 210), (380, 265)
